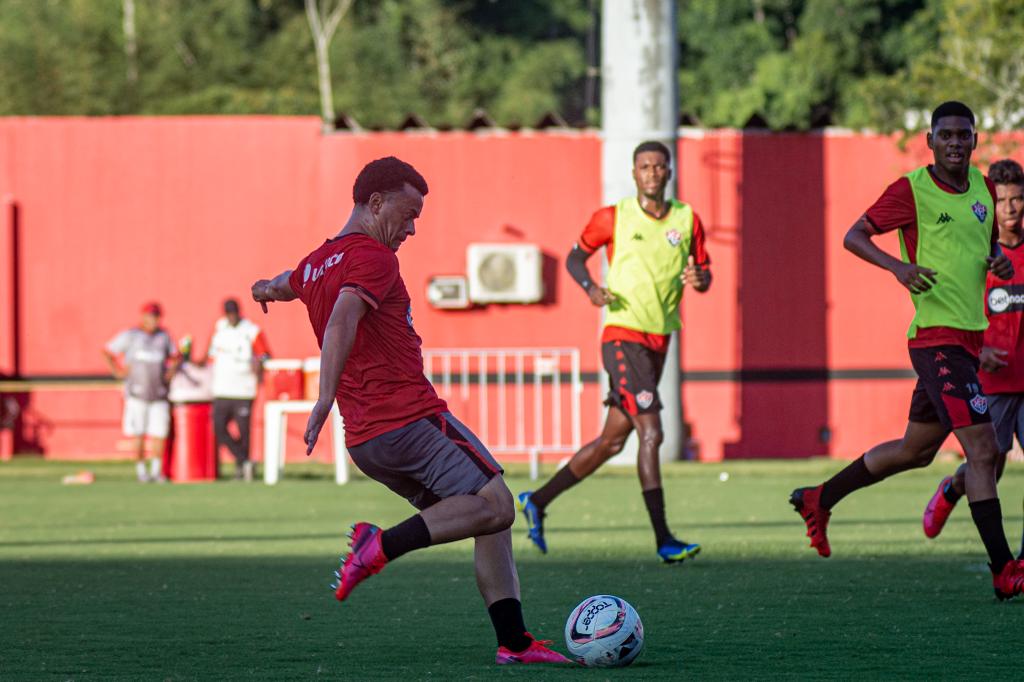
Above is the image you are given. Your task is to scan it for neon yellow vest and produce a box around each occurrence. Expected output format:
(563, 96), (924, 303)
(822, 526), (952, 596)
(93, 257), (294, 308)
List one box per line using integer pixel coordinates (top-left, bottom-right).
(901, 166), (993, 337)
(605, 197), (694, 335)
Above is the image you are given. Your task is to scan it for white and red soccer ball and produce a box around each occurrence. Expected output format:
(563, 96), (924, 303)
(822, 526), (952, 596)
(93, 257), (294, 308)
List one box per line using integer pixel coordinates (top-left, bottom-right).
(564, 595), (644, 667)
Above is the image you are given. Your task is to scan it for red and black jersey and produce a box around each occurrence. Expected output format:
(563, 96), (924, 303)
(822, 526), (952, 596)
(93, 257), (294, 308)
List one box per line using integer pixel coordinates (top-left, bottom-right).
(289, 234), (447, 446)
(980, 241), (1024, 394)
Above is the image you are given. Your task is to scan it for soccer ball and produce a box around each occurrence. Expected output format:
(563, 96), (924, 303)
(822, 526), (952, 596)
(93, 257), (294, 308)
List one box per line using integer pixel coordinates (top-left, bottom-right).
(564, 595), (644, 667)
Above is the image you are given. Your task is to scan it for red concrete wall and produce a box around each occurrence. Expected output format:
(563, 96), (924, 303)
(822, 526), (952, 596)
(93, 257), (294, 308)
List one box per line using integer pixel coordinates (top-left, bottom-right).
(1, 117), (1021, 462)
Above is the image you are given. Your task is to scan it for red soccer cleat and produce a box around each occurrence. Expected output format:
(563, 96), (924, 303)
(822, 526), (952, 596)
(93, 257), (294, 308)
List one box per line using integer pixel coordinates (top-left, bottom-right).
(923, 476), (958, 539)
(790, 485), (832, 558)
(992, 559), (1024, 601)
(495, 634), (572, 665)
(332, 522), (388, 602)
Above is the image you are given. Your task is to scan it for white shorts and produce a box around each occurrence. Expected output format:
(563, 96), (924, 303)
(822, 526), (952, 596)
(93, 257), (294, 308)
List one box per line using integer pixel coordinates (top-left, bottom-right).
(123, 397), (171, 439)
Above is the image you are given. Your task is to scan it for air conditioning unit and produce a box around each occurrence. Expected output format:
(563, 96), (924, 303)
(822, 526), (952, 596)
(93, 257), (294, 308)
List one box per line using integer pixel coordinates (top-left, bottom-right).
(425, 275), (470, 309)
(467, 243), (543, 304)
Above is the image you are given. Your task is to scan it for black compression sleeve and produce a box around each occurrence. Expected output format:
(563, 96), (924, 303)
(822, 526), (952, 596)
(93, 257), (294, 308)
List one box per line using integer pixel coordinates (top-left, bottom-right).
(565, 245), (594, 292)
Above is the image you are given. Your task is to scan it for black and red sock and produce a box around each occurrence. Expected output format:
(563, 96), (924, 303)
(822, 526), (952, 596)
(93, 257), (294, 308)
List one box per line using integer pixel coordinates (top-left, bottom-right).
(488, 598), (531, 652)
(530, 466), (580, 511)
(968, 498), (1013, 573)
(380, 514), (431, 561)
(819, 456), (878, 510)
(942, 478), (962, 504)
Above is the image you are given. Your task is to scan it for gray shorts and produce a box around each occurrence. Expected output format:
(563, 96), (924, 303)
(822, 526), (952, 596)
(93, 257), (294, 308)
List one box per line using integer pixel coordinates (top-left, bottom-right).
(989, 394), (1024, 454)
(348, 412), (504, 510)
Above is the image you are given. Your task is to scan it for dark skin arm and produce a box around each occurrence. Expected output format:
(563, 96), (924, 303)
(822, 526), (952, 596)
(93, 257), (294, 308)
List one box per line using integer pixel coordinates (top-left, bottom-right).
(683, 255), (712, 292)
(303, 292), (369, 454)
(251, 270), (299, 313)
(566, 245), (616, 306)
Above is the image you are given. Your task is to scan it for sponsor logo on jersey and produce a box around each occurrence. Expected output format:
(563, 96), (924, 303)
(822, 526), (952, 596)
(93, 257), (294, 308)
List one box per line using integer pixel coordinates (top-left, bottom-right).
(937, 212), (953, 224)
(970, 394), (988, 414)
(666, 229), (682, 247)
(987, 285), (1024, 314)
(637, 390), (654, 409)
(971, 201), (988, 223)
(632, 233), (643, 241)
(304, 251), (345, 285)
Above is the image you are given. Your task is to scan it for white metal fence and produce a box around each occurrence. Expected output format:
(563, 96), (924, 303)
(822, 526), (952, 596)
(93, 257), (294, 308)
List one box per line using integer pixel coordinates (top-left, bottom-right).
(422, 347), (582, 479)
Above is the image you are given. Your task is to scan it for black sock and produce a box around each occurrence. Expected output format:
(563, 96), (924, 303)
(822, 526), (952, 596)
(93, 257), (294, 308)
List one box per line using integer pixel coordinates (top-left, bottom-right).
(530, 466), (580, 511)
(968, 498), (1013, 572)
(642, 487), (672, 547)
(380, 514), (431, 561)
(942, 478), (962, 504)
(819, 456), (878, 510)
(488, 598), (531, 652)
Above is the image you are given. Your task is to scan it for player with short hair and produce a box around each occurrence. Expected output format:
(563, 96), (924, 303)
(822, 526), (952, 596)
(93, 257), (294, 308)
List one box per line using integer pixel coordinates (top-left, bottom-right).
(922, 158), (1024, 554)
(251, 156), (568, 665)
(102, 302), (179, 483)
(790, 102), (1024, 599)
(518, 140), (712, 563)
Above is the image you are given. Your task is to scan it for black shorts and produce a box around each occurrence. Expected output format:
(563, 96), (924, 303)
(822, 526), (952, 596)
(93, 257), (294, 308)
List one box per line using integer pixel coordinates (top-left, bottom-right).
(347, 412), (503, 510)
(989, 394), (1024, 453)
(602, 340), (666, 416)
(908, 345), (991, 430)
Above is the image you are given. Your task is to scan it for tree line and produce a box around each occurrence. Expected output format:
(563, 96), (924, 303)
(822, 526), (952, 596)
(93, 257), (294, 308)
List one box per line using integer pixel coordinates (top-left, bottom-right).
(0, 0), (1021, 132)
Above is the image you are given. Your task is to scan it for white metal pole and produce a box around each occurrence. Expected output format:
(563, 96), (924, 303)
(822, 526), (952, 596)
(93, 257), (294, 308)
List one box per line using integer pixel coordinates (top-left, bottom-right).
(602, 0), (682, 464)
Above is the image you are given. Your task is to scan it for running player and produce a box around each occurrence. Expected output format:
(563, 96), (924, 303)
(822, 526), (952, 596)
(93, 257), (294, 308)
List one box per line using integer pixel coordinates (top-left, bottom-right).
(250, 157), (568, 665)
(517, 140), (712, 563)
(790, 102), (1024, 599)
(922, 158), (1024, 555)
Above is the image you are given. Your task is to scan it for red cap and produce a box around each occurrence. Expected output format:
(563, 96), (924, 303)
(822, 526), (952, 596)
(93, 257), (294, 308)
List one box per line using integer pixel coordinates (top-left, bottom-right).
(141, 301), (162, 316)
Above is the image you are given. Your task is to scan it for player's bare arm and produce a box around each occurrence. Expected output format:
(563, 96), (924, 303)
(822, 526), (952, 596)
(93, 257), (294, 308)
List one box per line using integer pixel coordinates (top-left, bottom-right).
(251, 270), (298, 313)
(565, 244), (616, 306)
(979, 346), (1009, 373)
(987, 246), (1014, 281)
(843, 215), (938, 294)
(101, 349), (127, 380)
(304, 291), (369, 454)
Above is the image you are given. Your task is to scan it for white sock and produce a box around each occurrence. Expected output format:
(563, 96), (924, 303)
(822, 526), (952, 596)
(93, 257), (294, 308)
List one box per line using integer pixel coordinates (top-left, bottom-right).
(136, 461), (147, 480)
(149, 457), (161, 477)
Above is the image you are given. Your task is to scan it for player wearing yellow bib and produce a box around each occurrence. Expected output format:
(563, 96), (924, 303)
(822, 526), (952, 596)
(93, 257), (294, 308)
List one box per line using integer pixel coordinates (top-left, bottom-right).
(790, 102), (1024, 599)
(518, 141), (713, 563)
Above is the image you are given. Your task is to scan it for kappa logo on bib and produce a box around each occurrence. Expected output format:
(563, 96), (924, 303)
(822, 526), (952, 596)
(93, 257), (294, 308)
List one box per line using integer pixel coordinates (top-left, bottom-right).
(969, 394), (988, 414)
(637, 390), (654, 409)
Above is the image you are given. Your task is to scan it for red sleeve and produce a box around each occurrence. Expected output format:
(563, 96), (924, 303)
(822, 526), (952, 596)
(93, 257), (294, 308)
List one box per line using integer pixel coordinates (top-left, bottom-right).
(251, 330), (270, 357)
(986, 176), (999, 250)
(578, 206), (615, 253)
(287, 261), (305, 302)
(864, 177), (916, 234)
(338, 246), (399, 310)
(689, 212), (710, 266)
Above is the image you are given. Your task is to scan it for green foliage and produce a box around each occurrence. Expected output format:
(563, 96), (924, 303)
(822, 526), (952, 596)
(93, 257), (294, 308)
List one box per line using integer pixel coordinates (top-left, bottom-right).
(0, 0), (1017, 132)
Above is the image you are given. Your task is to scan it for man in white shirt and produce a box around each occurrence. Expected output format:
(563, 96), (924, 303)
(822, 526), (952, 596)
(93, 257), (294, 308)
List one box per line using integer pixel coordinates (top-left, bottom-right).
(103, 302), (179, 482)
(198, 298), (270, 481)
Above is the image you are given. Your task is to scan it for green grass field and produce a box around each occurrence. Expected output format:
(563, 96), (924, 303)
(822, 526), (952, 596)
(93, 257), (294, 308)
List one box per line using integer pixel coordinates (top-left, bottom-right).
(1, 457), (1021, 680)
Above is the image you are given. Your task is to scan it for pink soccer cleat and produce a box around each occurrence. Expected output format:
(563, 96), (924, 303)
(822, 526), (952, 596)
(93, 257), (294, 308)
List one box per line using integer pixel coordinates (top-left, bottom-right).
(495, 634), (572, 665)
(992, 559), (1024, 601)
(923, 476), (958, 539)
(331, 522), (388, 602)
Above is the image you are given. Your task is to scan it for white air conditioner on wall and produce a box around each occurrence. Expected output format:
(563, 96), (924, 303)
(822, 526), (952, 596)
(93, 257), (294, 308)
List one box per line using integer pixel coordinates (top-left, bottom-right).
(466, 243), (543, 304)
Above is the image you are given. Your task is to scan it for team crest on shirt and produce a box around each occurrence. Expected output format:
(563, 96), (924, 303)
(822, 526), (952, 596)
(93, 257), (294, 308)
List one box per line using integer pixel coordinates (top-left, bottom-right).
(637, 390), (654, 409)
(665, 229), (683, 247)
(970, 394), (988, 414)
(971, 201), (988, 223)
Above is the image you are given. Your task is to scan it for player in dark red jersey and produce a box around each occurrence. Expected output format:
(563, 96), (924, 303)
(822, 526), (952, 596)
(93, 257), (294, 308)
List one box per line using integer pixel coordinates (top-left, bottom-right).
(789, 102), (1024, 599)
(922, 158), (1024, 556)
(251, 157), (568, 665)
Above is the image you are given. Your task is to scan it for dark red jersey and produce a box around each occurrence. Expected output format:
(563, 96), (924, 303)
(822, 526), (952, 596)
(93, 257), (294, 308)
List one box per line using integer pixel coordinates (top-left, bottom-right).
(980, 241), (1024, 394)
(289, 234), (447, 446)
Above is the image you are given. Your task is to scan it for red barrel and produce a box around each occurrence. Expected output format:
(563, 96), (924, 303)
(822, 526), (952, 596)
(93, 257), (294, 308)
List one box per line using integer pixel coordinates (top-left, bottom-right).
(263, 359), (304, 400)
(169, 402), (216, 482)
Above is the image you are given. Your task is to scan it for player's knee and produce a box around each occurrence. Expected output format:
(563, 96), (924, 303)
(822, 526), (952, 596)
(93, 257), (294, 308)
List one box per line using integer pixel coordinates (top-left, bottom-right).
(598, 435), (627, 456)
(636, 426), (663, 451)
(481, 478), (515, 531)
(907, 447), (938, 468)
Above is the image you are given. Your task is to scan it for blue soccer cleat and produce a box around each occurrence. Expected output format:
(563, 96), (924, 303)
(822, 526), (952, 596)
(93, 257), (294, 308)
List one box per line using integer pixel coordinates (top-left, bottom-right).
(516, 491), (548, 554)
(657, 537), (701, 564)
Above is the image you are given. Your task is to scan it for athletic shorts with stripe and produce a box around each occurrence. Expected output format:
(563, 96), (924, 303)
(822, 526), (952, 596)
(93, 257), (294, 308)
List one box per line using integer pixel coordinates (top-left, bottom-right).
(601, 340), (667, 416)
(347, 411), (504, 510)
(908, 345), (991, 430)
